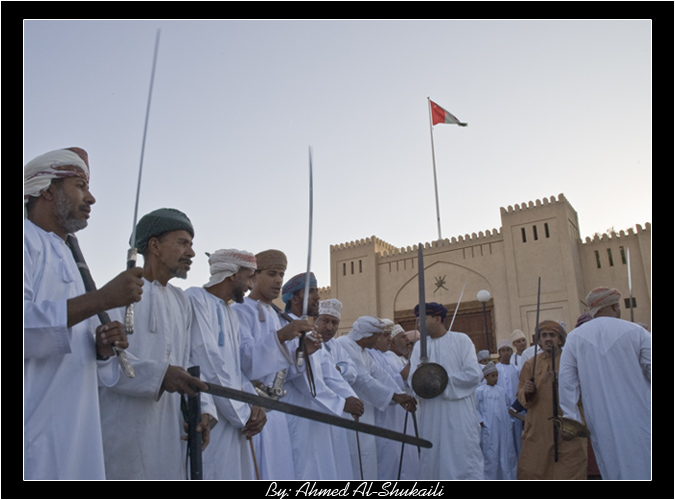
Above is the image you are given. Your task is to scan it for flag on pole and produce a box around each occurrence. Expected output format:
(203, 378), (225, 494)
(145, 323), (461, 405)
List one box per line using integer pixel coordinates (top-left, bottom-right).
(429, 99), (467, 126)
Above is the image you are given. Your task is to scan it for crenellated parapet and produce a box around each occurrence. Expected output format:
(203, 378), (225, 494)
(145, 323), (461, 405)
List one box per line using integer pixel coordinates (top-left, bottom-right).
(583, 222), (651, 244)
(499, 193), (571, 215)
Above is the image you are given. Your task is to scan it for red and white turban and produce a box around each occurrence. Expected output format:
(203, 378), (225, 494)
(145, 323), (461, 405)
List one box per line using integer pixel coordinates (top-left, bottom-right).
(204, 249), (257, 288)
(24, 147), (90, 218)
(586, 287), (621, 317)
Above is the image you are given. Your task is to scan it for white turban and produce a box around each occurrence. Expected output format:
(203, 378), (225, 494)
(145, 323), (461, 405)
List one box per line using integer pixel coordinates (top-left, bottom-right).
(347, 316), (384, 341)
(319, 298), (342, 320)
(204, 249), (257, 288)
(24, 148), (90, 218)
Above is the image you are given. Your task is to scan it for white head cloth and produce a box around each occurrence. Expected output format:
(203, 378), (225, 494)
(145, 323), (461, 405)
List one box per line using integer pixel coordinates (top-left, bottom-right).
(586, 287), (621, 317)
(347, 316), (384, 341)
(319, 298), (342, 320)
(24, 148), (90, 218)
(204, 249), (257, 288)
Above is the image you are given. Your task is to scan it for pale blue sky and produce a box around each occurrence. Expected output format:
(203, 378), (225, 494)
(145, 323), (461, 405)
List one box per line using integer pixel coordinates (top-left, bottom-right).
(24, 19), (652, 291)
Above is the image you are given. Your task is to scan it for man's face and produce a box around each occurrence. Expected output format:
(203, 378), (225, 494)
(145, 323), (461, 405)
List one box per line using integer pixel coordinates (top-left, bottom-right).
(232, 267), (256, 304)
(374, 331), (392, 352)
(512, 337), (527, 354)
(51, 176), (96, 234)
(498, 346), (513, 363)
(295, 287), (320, 316)
(152, 230), (195, 280)
(252, 268), (285, 302)
(538, 329), (563, 354)
(315, 314), (340, 342)
(390, 333), (412, 357)
(485, 371), (499, 386)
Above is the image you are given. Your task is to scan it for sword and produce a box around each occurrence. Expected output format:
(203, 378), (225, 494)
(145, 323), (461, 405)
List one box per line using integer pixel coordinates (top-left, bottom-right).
(66, 234), (135, 378)
(124, 28), (161, 335)
(197, 373), (432, 449)
(531, 276), (541, 382)
(296, 147), (314, 368)
(627, 247), (634, 322)
(448, 283), (466, 331)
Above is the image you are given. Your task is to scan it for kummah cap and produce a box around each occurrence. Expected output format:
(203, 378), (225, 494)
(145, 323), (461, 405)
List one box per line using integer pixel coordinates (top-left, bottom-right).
(319, 298), (342, 320)
(482, 361), (498, 376)
(133, 208), (194, 254)
(347, 316), (385, 341)
(414, 302), (448, 322)
(497, 339), (512, 351)
(510, 329), (526, 343)
(536, 320), (567, 345)
(585, 287), (621, 318)
(281, 272), (317, 311)
(255, 249), (287, 271)
(477, 350), (490, 362)
(204, 249), (257, 288)
(24, 147), (90, 217)
(391, 324), (405, 337)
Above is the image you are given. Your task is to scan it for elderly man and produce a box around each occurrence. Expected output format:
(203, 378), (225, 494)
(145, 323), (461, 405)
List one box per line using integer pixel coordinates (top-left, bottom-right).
(559, 287), (651, 480)
(232, 251), (314, 479)
(186, 249), (267, 479)
(516, 320), (587, 480)
(98, 208), (213, 479)
(335, 316), (417, 479)
(410, 302), (484, 480)
(24, 147), (143, 479)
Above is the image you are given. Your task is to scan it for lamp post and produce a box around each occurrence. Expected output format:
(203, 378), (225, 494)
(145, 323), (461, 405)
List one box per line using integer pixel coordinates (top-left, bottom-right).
(477, 289), (491, 352)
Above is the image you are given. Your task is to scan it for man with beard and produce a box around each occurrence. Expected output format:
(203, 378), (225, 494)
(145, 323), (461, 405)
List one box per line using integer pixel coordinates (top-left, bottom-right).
(98, 208), (213, 479)
(185, 249), (267, 479)
(24, 147), (143, 479)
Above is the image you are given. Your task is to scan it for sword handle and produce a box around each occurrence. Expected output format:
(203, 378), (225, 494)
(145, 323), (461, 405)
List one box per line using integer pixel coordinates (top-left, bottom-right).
(124, 248), (137, 334)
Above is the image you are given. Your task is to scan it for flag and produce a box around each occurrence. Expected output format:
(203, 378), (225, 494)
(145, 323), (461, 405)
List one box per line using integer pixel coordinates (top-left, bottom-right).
(429, 99), (467, 126)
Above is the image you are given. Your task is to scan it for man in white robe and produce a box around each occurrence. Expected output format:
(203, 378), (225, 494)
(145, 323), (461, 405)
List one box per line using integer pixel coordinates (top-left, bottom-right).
(496, 339), (522, 456)
(559, 287), (651, 480)
(280, 278), (363, 480)
(98, 208), (214, 479)
(369, 322), (419, 480)
(232, 250), (314, 479)
(186, 249), (267, 479)
(335, 316), (417, 479)
(409, 302), (484, 480)
(24, 148), (143, 479)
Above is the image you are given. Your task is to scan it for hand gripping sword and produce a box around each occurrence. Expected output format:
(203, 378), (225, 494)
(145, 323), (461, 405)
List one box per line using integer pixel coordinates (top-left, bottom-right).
(124, 28), (161, 335)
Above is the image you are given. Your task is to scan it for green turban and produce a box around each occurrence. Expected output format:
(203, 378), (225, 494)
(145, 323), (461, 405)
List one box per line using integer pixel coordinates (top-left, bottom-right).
(133, 208), (194, 254)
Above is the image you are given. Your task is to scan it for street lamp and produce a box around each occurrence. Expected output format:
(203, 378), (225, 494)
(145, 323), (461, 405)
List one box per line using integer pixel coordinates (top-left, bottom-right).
(477, 289), (491, 352)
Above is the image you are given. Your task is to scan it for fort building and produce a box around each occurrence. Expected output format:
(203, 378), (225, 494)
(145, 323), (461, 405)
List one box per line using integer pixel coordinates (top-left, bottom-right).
(322, 193), (651, 352)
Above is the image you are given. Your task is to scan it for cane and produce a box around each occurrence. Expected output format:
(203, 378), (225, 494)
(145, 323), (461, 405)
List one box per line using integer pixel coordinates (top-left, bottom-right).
(248, 437), (261, 480)
(397, 410), (410, 479)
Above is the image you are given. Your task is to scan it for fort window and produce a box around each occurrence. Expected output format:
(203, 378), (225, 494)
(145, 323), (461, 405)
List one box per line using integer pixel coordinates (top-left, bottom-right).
(619, 246), (627, 265)
(594, 250), (601, 269)
(359, 260), (362, 273)
(607, 248), (614, 267)
(624, 297), (637, 309)
(544, 223), (550, 238)
(351, 261), (354, 274)
(343, 263), (346, 276)
(532, 225), (539, 240)
(521, 228), (527, 243)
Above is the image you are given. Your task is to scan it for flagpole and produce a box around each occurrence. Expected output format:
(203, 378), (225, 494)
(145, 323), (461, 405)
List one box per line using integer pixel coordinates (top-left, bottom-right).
(427, 97), (443, 241)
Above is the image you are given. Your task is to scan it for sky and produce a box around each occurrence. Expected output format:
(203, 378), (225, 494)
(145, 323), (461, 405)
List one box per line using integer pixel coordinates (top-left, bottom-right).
(23, 19), (652, 293)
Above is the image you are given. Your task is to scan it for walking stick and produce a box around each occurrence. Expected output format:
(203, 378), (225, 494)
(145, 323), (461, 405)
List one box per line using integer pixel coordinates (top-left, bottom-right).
(397, 410), (410, 480)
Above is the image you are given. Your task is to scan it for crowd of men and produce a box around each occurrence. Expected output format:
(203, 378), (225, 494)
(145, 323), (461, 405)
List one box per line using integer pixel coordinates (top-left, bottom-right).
(24, 147), (651, 481)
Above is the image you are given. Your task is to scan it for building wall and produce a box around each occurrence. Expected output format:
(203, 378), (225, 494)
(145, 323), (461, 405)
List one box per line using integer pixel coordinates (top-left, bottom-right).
(326, 193), (651, 351)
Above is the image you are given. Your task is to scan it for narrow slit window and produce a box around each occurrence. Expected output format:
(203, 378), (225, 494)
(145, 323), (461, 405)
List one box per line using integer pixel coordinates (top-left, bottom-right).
(351, 261), (354, 274)
(533, 225), (538, 240)
(544, 223), (550, 238)
(607, 248), (614, 267)
(594, 250), (601, 268)
(521, 228), (527, 243)
(343, 263), (346, 276)
(359, 260), (362, 273)
(619, 246), (626, 265)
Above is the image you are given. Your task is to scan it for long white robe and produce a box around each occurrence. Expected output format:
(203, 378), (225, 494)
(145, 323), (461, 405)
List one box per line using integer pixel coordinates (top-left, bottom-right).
(496, 361), (523, 456)
(186, 287), (256, 480)
(559, 317), (651, 480)
(370, 349), (420, 480)
(232, 297), (295, 479)
(475, 383), (517, 479)
(99, 278), (215, 479)
(282, 313), (353, 480)
(334, 335), (398, 479)
(409, 330), (484, 480)
(24, 220), (118, 479)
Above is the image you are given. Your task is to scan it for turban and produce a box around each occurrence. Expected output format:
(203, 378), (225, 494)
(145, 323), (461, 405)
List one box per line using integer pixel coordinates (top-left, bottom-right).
(133, 208), (194, 254)
(281, 272), (317, 312)
(586, 287), (621, 317)
(483, 361), (498, 376)
(414, 302), (448, 322)
(575, 313), (593, 328)
(319, 298), (342, 319)
(255, 250), (287, 271)
(405, 330), (420, 343)
(24, 147), (90, 218)
(204, 249), (257, 288)
(347, 316), (384, 341)
(536, 320), (567, 344)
